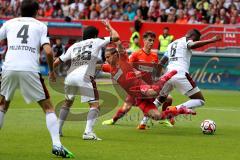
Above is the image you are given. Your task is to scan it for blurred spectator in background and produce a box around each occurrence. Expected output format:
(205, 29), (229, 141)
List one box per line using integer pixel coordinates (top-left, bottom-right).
(158, 27), (174, 54)
(176, 9), (188, 24)
(138, 0), (149, 20)
(125, 5), (136, 21)
(53, 38), (65, 59)
(129, 19), (142, 52)
(0, 0), (239, 24)
(44, 1), (54, 18)
(52, 38), (65, 76)
(219, 8), (229, 24)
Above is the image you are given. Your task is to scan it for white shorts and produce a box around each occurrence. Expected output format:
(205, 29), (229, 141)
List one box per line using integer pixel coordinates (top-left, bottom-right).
(64, 73), (98, 103)
(159, 71), (200, 97)
(1, 70), (49, 104)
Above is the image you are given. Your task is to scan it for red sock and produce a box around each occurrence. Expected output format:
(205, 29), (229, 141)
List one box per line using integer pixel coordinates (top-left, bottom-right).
(113, 108), (128, 122)
(162, 101), (172, 111)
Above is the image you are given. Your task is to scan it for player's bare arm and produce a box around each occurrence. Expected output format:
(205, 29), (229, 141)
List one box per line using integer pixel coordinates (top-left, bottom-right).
(53, 57), (62, 69)
(43, 43), (56, 82)
(188, 35), (222, 49)
(102, 20), (119, 42)
(157, 55), (169, 74)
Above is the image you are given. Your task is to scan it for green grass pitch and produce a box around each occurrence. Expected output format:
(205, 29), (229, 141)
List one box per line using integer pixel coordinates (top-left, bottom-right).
(0, 78), (240, 160)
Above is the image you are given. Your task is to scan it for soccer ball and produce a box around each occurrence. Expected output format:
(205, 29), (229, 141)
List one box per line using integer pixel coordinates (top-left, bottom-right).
(200, 119), (216, 134)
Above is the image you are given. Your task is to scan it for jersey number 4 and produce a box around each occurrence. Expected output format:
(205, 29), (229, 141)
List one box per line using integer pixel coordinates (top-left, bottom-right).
(17, 25), (29, 44)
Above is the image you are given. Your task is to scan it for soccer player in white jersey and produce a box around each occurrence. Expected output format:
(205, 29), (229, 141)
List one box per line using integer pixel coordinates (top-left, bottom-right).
(53, 20), (119, 140)
(0, 0), (74, 158)
(154, 29), (221, 117)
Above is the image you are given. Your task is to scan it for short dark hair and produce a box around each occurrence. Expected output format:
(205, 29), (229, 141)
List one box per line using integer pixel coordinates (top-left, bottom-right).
(186, 29), (201, 38)
(83, 26), (99, 40)
(143, 31), (156, 39)
(21, 0), (39, 17)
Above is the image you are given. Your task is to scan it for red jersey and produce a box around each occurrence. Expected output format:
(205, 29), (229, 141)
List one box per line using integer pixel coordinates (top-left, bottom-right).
(102, 53), (144, 97)
(129, 49), (159, 84)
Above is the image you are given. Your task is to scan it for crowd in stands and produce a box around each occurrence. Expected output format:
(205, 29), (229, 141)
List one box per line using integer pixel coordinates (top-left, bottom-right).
(0, 0), (240, 24)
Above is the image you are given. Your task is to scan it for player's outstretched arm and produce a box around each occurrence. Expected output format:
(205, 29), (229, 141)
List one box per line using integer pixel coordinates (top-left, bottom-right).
(102, 20), (119, 42)
(43, 44), (56, 82)
(188, 35), (222, 49)
(115, 40), (125, 55)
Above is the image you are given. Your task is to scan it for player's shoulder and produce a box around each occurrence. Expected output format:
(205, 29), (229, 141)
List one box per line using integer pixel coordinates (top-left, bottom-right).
(3, 17), (19, 26)
(7, 17), (47, 28)
(176, 37), (187, 43)
(150, 50), (158, 56)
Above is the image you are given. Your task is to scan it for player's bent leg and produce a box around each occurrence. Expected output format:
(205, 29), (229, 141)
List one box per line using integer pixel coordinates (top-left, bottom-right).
(83, 101), (102, 140)
(59, 99), (74, 136)
(147, 109), (173, 128)
(138, 100), (173, 128)
(162, 95), (173, 111)
(102, 101), (133, 125)
(38, 99), (74, 158)
(140, 95), (172, 128)
(176, 91), (205, 110)
(140, 70), (177, 97)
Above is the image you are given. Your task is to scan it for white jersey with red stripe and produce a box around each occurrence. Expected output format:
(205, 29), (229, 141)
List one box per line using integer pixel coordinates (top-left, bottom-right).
(60, 37), (110, 79)
(0, 17), (50, 72)
(166, 37), (193, 73)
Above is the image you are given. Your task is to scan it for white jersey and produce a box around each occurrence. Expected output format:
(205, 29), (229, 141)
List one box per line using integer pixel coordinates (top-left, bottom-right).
(60, 37), (111, 78)
(0, 17), (50, 72)
(166, 37), (193, 73)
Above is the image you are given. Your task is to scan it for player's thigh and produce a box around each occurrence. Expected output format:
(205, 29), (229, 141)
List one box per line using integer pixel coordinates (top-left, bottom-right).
(1, 70), (19, 102)
(64, 84), (77, 101)
(175, 73), (200, 97)
(80, 77), (99, 104)
(19, 72), (49, 104)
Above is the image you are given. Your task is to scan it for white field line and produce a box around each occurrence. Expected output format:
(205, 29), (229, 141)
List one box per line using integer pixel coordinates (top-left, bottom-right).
(199, 107), (240, 112)
(8, 107), (240, 112)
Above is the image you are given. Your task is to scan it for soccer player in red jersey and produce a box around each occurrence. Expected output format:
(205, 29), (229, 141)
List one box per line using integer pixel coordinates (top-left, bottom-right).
(102, 31), (173, 128)
(100, 40), (178, 125)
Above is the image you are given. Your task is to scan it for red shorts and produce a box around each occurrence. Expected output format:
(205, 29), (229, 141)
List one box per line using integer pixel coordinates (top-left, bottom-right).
(138, 99), (158, 115)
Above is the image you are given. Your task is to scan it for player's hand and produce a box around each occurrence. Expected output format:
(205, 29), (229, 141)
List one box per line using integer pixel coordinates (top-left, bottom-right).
(49, 71), (56, 82)
(211, 35), (222, 42)
(102, 19), (111, 32)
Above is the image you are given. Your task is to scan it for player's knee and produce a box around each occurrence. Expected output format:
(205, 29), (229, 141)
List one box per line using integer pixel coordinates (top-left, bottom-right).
(64, 100), (74, 107)
(38, 99), (55, 112)
(89, 102), (100, 109)
(166, 95), (173, 104)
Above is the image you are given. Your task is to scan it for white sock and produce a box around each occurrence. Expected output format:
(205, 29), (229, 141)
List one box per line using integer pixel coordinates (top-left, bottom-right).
(59, 107), (70, 133)
(84, 108), (99, 134)
(0, 111), (5, 129)
(176, 99), (205, 109)
(140, 116), (149, 125)
(46, 112), (62, 147)
(153, 98), (162, 108)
